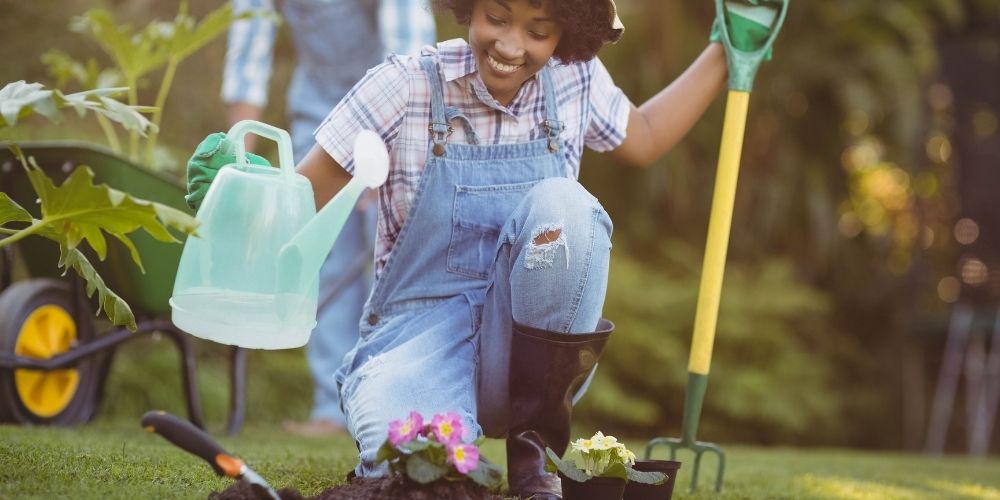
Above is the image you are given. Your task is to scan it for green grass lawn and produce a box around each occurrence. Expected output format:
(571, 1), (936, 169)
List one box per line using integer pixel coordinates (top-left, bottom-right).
(2, 421), (998, 499)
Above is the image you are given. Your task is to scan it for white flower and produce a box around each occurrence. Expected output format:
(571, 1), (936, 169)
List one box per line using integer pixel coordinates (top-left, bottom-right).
(591, 431), (618, 450)
(571, 438), (594, 454)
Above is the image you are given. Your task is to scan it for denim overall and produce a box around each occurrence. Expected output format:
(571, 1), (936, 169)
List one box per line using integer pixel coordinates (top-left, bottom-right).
(336, 56), (613, 475)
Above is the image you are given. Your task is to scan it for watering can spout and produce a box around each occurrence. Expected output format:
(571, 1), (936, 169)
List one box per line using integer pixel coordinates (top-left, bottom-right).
(276, 130), (389, 295)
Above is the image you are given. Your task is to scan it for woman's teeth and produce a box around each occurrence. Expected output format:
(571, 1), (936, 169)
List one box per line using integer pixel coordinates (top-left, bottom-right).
(488, 55), (521, 74)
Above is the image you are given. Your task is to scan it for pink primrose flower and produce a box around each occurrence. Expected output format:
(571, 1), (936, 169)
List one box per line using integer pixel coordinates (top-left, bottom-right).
(447, 443), (480, 474)
(429, 412), (464, 445)
(387, 411), (424, 446)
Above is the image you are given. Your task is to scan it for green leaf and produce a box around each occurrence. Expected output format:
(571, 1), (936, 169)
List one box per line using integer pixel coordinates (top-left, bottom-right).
(626, 466), (668, 485)
(466, 458), (504, 489)
(72, 9), (170, 81)
(0, 81), (153, 137)
(399, 439), (433, 453)
(0, 193), (32, 226)
(0, 154), (197, 331)
(375, 440), (401, 465)
(405, 454), (446, 485)
(57, 245), (136, 331)
(168, 3), (238, 61)
(545, 447), (590, 483)
(603, 462), (629, 481)
(23, 162), (197, 262)
(0, 81), (60, 128)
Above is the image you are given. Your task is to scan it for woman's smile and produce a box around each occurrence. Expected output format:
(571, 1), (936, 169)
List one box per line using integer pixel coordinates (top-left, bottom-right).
(486, 54), (523, 74)
(468, 0), (562, 105)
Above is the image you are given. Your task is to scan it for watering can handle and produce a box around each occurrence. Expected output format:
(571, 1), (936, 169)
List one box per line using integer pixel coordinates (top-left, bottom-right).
(226, 120), (296, 175)
(714, 0), (789, 92)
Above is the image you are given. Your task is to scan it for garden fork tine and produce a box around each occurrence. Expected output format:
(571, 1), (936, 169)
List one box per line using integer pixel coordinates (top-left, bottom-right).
(644, 0), (788, 492)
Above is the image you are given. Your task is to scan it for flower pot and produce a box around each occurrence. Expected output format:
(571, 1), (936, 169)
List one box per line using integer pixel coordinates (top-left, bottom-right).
(559, 473), (626, 500)
(622, 460), (682, 500)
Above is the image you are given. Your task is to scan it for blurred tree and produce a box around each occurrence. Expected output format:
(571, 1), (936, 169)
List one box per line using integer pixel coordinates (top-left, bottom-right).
(573, 0), (1000, 451)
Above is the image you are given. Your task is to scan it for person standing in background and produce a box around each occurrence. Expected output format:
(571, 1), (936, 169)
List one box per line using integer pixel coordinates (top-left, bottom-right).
(221, 0), (436, 436)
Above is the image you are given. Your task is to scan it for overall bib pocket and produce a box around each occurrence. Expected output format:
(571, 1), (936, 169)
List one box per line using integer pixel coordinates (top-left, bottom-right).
(447, 180), (539, 279)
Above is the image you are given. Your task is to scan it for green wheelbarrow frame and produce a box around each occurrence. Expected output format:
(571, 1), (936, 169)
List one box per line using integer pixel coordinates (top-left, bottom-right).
(0, 142), (247, 433)
(644, 0), (789, 492)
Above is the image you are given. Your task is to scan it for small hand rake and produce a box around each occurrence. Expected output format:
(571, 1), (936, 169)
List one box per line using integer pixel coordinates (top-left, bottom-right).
(643, 0), (789, 492)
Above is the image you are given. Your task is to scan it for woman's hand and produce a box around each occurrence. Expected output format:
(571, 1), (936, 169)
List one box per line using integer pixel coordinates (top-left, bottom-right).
(709, 0), (778, 59)
(185, 133), (271, 210)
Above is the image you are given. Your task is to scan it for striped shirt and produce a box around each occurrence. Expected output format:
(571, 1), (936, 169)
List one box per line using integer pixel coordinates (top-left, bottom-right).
(316, 38), (632, 274)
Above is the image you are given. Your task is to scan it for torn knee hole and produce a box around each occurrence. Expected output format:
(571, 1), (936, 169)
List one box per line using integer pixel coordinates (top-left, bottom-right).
(526, 224), (569, 270)
(533, 229), (561, 246)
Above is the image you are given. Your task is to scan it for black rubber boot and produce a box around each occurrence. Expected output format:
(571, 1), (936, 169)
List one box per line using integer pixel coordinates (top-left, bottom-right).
(506, 319), (614, 500)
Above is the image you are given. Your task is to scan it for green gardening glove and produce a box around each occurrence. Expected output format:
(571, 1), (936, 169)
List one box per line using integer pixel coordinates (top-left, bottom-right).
(709, 0), (776, 60)
(185, 132), (271, 210)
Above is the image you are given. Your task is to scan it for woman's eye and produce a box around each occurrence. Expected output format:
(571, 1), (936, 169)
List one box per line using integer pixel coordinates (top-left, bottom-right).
(486, 14), (505, 26)
(530, 31), (550, 40)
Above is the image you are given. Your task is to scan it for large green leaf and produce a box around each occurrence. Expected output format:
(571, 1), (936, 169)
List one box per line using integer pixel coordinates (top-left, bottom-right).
(625, 466), (667, 485)
(466, 458), (504, 489)
(42, 50), (122, 91)
(0, 81), (154, 136)
(168, 3), (238, 61)
(0, 152), (197, 330)
(58, 244), (136, 331)
(544, 448), (589, 483)
(405, 454), (446, 485)
(375, 440), (401, 465)
(21, 159), (196, 265)
(0, 194), (32, 226)
(71, 9), (170, 81)
(0, 81), (60, 128)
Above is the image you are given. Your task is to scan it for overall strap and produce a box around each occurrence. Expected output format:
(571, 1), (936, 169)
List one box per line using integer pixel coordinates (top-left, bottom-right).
(540, 66), (563, 153)
(419, 56), (452, 156)
(445, 108), (481, 145)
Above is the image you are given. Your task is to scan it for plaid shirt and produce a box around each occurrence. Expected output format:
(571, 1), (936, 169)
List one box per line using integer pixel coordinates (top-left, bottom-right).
(316, 38), (632, 274)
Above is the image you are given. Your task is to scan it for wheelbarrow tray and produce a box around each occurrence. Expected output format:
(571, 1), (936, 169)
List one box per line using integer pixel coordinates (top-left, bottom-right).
(0, 141), (192, 316)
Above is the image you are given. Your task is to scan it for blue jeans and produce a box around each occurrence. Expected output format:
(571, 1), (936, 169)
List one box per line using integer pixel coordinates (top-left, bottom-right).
(307, 203), (374, 424)
(339, 178), (612, 473)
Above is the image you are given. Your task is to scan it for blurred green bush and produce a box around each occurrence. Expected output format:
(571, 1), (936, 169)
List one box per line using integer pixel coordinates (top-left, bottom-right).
(4, 0), (999, 453)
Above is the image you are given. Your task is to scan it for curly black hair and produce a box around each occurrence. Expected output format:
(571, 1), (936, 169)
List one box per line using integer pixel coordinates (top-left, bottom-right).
(433, 0), (621, 63)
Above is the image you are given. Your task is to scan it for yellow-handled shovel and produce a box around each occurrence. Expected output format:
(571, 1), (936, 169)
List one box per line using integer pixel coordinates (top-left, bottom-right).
(644, 0), (789, 492)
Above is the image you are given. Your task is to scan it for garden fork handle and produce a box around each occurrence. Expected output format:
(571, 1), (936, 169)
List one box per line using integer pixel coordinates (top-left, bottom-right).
(682, 90), (749, 443)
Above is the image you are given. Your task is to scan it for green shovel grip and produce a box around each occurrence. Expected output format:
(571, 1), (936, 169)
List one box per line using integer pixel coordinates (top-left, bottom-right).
(715, 0), (789, 92)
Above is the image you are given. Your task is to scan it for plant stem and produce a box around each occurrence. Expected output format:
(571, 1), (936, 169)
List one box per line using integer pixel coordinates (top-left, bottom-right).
(96, 114), (122, 153)
(145, 57), (178, 165)
(0, 222), (46, 249)
(128, 78), (139, 161)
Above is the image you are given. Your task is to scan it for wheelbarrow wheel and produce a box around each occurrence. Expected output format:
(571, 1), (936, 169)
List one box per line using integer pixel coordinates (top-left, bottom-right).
(0, 278), (99, 425)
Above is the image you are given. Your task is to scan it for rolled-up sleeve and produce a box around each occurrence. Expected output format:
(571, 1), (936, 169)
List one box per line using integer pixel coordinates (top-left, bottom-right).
(314, 57), (411, 175)
(221, 0), (277, 107)
(584, 57), (632, 152)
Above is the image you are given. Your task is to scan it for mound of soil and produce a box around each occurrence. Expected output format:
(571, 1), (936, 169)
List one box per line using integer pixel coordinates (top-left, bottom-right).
(209, 476), (507, 500)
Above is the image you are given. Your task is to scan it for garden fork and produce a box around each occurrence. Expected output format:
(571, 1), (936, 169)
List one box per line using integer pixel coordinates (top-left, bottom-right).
(644, 0), (788, 492)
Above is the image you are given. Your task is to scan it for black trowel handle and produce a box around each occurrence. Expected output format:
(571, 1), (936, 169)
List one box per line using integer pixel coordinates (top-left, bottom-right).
(141, 410), (238, 478)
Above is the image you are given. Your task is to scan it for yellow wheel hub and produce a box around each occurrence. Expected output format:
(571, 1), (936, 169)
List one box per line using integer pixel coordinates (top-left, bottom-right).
(13, 305), (80, 418)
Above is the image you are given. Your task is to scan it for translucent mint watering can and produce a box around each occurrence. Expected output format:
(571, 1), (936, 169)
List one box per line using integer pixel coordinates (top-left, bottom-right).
(170, 120), (388, 349)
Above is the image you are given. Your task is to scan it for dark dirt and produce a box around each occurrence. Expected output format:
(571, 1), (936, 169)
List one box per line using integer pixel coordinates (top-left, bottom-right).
(208, 476), (508, 500)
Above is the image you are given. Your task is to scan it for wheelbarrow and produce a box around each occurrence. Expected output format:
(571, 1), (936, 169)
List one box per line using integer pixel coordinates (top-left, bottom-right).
(0, 142), (247, 433)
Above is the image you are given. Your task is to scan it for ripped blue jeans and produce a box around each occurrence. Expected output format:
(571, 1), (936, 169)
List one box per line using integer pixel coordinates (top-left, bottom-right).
(337, 177), (613, 474)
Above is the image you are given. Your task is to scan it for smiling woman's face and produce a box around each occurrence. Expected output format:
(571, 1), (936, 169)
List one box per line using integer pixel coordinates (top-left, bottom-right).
(468, 0), (563, 106)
